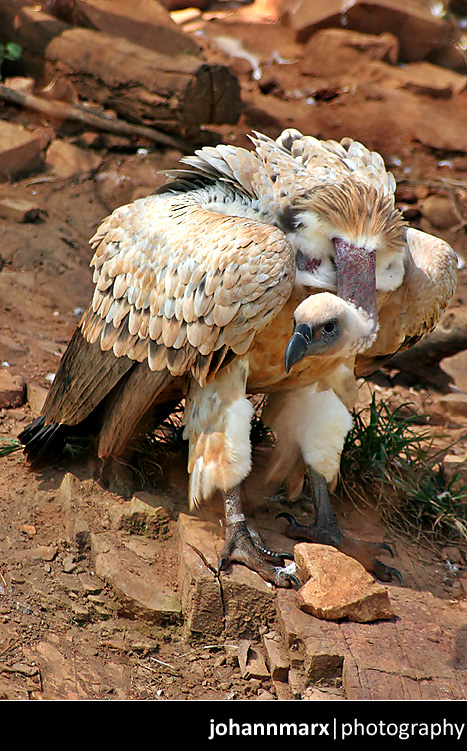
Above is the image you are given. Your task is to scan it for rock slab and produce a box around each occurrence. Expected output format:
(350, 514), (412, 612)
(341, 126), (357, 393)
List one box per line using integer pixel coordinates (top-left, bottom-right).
(294, 543), (393, 622)
(91, 532), (181, 624)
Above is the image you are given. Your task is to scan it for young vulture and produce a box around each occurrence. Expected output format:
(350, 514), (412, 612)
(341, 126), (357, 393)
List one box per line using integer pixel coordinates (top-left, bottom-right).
(19, 129), (457, 587)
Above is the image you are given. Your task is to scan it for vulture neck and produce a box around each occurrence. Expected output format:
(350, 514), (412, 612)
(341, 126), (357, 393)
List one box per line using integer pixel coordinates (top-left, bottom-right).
(334, 238), (378, 331)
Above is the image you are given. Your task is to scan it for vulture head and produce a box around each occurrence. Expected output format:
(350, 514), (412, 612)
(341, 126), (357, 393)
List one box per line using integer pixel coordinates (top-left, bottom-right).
(284, 291), (378, 373)
(285, 177), (407, 331)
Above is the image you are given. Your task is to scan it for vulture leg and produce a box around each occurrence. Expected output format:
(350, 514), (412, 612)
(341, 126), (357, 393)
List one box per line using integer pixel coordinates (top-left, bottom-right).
(218, 486), (299, 588)
(278, 468), (402, 583)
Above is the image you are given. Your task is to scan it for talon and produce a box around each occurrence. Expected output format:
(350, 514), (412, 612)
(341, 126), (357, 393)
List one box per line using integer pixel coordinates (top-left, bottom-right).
(285, 573), (301, 588)
(373, 561), (403, 584)
(379, 542), (394, 558)
(218, 557), (229, 575)
(218, 520), (296, 588)
(276, 512), (296, 524)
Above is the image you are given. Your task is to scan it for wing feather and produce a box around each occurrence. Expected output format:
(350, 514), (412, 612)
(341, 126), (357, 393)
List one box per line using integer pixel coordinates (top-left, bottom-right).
(355, 227), (458, 376)
(85, 192), (295, 386)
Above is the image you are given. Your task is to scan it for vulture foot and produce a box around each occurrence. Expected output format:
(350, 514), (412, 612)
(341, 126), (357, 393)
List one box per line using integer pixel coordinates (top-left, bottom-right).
(218, 520), (299, 588)
(277, 512), (402, 583)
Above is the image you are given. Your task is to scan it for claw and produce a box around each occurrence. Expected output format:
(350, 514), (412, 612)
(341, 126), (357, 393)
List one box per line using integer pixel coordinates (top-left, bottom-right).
(285, 573), (301, 588)
(379, 542), (395, 558)
(218, 520), (297, 588)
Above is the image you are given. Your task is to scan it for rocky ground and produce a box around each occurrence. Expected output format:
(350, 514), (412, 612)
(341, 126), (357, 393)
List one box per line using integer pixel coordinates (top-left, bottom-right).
(1, 0), (467, 703)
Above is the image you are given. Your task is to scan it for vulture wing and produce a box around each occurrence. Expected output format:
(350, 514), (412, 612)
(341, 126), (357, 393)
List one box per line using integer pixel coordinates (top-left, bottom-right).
(177, 130), (398, 220)
(355, 227), (458, 377)
(27, 191), (295, 461)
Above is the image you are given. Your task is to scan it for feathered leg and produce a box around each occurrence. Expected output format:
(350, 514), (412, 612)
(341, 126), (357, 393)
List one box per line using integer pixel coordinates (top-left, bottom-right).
(184, 358), (299, 587)
(266, 384), (401, 582)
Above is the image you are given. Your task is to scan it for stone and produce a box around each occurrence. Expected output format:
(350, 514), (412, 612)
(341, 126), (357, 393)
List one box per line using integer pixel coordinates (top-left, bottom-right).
(441, 454), (467, 484)
(37, 545), (59, 562)
(0, 121), (44, 180)
(11, 545), (58, 563)
(437, 393), (467, 418)
(18, 524), (36, 538)
(420, 195), (459, 230)
(26, 381), (49, 416)
(6, 663), (39, 677)
(59, 472), (82, 504)
(261, 630), (290, 682)
(0, 369), (25, 408)
(91, 532), (181, 624)
(0, 197), (46, 223)
(280, 0), (454, 62)
(2, 76), (35, 95)
(71, 602), (92, 624)
(78, 573), (104, 595)
(74, 0), (201, 56)
(238, 640), (270, 680)
(177, 513), (277, 641)
(62, 554), (77, 573)
(116, 492), (174, 539)
(294, 543), (393, 622)
(301, 28), (399, 77)
(389, 62), (467, 98)
(45, 139), (103, 179)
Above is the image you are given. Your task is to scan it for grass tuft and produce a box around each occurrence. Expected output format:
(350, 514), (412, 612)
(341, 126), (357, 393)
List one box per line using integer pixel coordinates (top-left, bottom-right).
(0, 438), (22, 458)
(340, 390), (467, 544)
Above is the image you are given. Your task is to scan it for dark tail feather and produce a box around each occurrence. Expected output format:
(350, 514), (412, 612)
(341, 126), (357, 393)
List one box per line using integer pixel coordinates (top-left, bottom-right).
(18, 415), (70, 469)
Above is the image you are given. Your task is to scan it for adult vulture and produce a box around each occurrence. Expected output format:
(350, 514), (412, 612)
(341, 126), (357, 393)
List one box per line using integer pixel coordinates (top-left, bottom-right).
(19, 129), (457, 587)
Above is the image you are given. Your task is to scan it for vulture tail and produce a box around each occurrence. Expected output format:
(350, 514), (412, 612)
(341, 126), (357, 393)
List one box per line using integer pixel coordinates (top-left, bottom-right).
(18, 415), (71, 470)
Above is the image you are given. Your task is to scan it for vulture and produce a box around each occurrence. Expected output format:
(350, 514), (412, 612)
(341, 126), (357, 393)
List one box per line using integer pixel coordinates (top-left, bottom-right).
(19, 129), (457, 588)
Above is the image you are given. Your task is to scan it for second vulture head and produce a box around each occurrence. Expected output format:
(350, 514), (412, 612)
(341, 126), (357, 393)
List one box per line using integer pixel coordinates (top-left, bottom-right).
(284, 291), (378, 373)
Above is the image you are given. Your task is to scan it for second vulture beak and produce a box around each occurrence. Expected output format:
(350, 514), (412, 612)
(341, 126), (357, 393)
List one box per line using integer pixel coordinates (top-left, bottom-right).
(284, 323), (312, 373)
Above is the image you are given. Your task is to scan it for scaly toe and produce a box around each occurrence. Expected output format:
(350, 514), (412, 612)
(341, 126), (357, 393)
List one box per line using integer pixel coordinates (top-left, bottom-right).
(219, 521), (299, 588)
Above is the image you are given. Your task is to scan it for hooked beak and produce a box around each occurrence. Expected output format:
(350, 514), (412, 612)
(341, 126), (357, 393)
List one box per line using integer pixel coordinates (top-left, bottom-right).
(284, 323), (312, 373)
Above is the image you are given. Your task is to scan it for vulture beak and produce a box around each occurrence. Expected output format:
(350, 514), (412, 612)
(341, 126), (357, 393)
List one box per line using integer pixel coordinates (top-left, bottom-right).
(284, 323), (312, 373)
(333, 238), (378, 325)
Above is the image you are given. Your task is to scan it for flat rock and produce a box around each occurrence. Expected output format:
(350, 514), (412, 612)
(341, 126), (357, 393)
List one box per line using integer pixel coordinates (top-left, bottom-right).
(238, 640), (270, 680)
(294, 543), (393, 622)
(281, 0), (453, 61)
(45, 139), (103, 179)
(261, 630), (290, 682)
(277, 588), (467, 699)
(0, 369), (26, 408)
(301, 27), (399, 77)
(0, 197), (46, 223)
(177, 513), (277, 640)
(91, 532), (181, 624)
(74, 0), (201, 56)
(0, 121), (44, 180)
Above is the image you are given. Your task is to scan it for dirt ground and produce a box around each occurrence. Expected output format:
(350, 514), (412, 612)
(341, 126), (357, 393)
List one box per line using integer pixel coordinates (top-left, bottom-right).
(1, 1), (467, 703)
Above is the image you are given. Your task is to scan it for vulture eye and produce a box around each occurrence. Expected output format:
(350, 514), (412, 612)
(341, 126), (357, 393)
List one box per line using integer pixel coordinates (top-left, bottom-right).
(323, 321), (337, 334)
